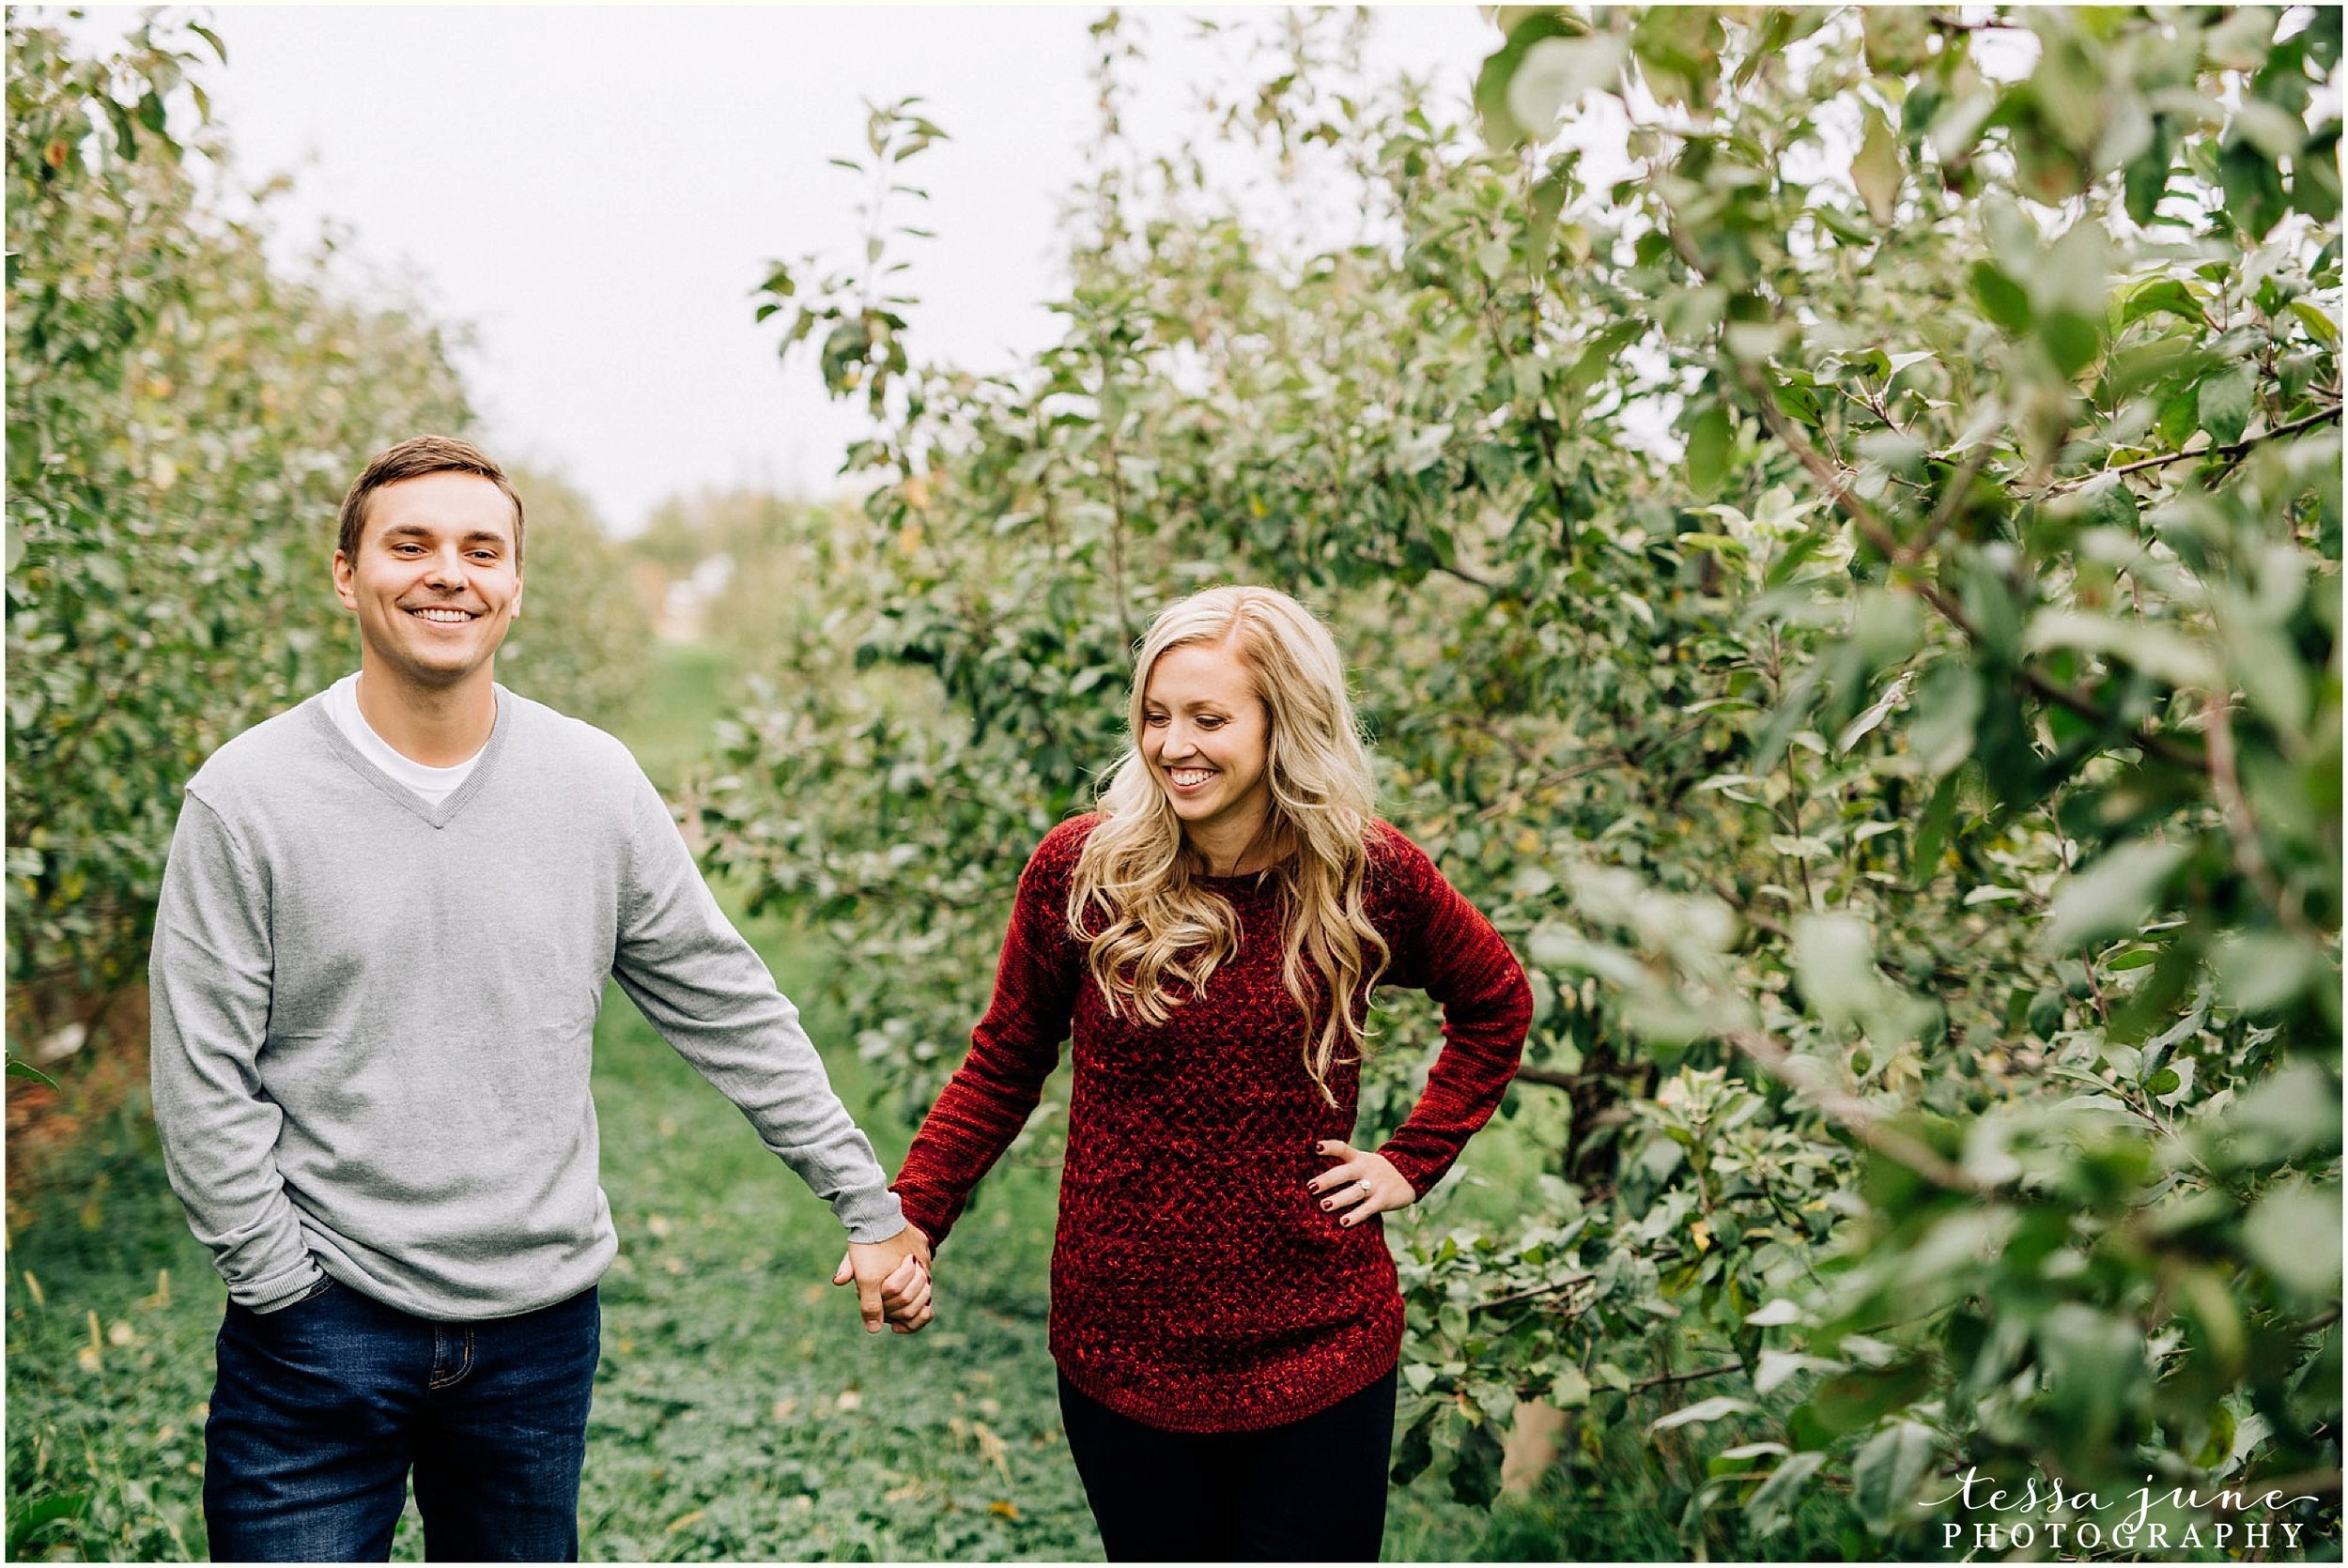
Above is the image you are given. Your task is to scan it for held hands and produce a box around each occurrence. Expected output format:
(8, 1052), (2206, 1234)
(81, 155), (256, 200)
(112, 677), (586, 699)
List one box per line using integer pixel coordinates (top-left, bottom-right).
(1307, 1140), (1414, 1226)
(832, 1224), (935, 1334)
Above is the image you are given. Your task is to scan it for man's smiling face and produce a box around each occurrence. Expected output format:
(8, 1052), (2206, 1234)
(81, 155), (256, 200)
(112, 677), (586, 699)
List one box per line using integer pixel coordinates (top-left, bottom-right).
(332, 470), (523, 695)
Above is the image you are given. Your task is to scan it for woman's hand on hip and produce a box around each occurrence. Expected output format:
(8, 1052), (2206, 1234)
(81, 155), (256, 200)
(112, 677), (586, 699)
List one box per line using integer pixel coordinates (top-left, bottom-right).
(1307, 1141), (1413, 1227)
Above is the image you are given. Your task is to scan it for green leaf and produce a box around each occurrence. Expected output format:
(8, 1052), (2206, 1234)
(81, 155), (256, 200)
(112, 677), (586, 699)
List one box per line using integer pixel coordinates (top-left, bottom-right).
(2023, 608), (2221, 690)
(2212, 930), (2328, 1013)
(1835, 671), (1909, 755)
(5, 1058), (58, 1088)
(2241, 1181), (2341, 1301)
(1746, 1451), (1828, 1535)
(2203, 8), (2278, 71)
(2196, 364), (2256, 447)
(1438, 1299), (1470, 1344)
(2040, 309), (2102, 377)
(1390, 1408), (1439, 1485)
(1906, 663), (1982, 779)
(2124, 132), (2174, 226)
(1447, 1420), (1506, 1507)
(5, 1492), (88, 1556)
(2288, 298), (2340, 348)
(1649, 1394), (1755, 1432)
(2041, 839), (2191, 951)
(1911, 772), (1963, 881)
(1852, 106), (1902, 225)
(2066, 475), (2139, 532)
(1475, 11), (1583, 148)
(1755, 1350), (1846, 1396)
(1685, 406), (1733, 497)
(1850, 1422), (1938, 1535)
(2209, 1062), (2343, 1168)
(1969, 262), (2032, 334)
(1505, 34), (1627, 140)
(2036, 1304), (2148, 1454)
(1861, 8), (1930, 74)
(1526, 160), (1577, 252)
(1799, 1361), (1937, 1443)
(2218, 138), (2287, 238)
(2114, 276), (2204, 330)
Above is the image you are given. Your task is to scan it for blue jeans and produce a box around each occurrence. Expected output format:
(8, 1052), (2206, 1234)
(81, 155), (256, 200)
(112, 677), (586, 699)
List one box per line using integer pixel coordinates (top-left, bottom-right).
(203, 1272), (599, 1561)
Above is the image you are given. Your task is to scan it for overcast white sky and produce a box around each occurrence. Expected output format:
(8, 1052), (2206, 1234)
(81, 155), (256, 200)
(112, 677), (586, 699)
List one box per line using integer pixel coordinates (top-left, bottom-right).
(61, 5), (1501, 535)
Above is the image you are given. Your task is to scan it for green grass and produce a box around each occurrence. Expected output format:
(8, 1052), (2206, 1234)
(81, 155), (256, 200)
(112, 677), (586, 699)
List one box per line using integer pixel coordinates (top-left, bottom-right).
(3, 911), (1088, 1561)
(1, 641), (1641, 1560)
(625, 639), (736, 795)
(575, 903), (1089, 1561)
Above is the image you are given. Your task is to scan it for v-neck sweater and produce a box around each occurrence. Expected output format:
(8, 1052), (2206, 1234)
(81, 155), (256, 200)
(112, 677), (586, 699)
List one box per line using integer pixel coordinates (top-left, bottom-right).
(892, 815), (1532, 1433)
(148, 685), (904, 1321)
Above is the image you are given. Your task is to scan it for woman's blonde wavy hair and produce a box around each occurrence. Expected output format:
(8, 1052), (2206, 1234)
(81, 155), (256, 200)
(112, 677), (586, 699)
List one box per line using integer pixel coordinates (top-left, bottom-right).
(1069, 586), (1389, 1104)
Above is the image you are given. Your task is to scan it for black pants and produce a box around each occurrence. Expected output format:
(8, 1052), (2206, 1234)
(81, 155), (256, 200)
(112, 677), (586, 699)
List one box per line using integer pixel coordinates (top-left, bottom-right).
(1058, 1367), (1398, 1561)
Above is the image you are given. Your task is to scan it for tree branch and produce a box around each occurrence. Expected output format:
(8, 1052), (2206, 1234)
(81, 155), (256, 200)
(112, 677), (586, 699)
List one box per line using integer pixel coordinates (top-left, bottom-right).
(1475, 275), (1583, 569)
(2038, 406), (2343, 497)
(1727, 1025), (1988, 1194)
(1474, 716), (1714, 824)
(1902, 435), (1996, 567)
(2204, 696), (2317, 944)
(1475, 753), (1632, 822)
(1732, 361), (2208, 773)
(1632, 1361), (1744, 1394)
(1351, 546), (1499, 595)
(1475, 1270), (1595, 1314)
(1649, 201), (2206, 773)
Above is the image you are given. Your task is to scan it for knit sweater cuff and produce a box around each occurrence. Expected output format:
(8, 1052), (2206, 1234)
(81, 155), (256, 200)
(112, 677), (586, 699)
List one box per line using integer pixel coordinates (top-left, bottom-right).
(838, 1186), (911, 1245)
(1378, 1144), (1449, 1200)
(893, 1190), (956, 1253)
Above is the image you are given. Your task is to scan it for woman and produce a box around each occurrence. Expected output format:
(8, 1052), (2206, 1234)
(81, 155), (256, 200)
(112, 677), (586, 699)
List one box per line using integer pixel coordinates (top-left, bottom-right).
(891, 586), (1531, 1560)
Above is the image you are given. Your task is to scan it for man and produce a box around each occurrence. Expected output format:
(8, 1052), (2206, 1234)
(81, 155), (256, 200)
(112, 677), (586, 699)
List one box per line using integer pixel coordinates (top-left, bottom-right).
(149, 436), (935, 1561)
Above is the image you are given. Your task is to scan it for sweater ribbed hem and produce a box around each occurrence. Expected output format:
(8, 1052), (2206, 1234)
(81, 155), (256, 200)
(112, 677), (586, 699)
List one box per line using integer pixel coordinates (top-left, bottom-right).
(1049, 1309), (1404, 1435)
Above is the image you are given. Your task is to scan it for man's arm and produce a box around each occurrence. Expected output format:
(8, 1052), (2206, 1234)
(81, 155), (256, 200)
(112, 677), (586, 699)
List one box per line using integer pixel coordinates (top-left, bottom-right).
(148, 792), (322, 1312)
(609, 772), (915, 1313)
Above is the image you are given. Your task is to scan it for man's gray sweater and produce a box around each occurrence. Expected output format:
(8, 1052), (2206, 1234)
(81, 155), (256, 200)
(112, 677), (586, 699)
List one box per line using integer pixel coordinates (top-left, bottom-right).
(149, 687), (905, 1320)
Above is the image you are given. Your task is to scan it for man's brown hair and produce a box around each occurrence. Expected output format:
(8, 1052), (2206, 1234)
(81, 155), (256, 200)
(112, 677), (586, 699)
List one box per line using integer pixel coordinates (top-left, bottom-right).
(336, 436), (526, 562)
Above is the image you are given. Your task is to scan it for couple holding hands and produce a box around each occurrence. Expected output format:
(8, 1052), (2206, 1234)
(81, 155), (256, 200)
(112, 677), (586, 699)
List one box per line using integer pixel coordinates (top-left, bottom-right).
(151, 437), (1531, 1561)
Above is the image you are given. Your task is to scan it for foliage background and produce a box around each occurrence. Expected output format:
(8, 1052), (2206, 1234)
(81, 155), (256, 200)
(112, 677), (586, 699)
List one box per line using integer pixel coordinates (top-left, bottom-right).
(6, 12), (649, 1050)
(713, 4), (2344, 1554)
(7, 4), (2343, 1561)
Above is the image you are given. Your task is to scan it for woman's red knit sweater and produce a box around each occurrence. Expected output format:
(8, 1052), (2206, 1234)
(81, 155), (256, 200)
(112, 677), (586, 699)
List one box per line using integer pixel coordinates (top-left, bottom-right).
(892, 815), (1532, 1434)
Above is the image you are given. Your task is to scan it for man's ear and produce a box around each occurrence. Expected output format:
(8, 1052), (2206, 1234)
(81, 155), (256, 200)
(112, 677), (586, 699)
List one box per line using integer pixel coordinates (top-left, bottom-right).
(332, 550), (358, 611)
